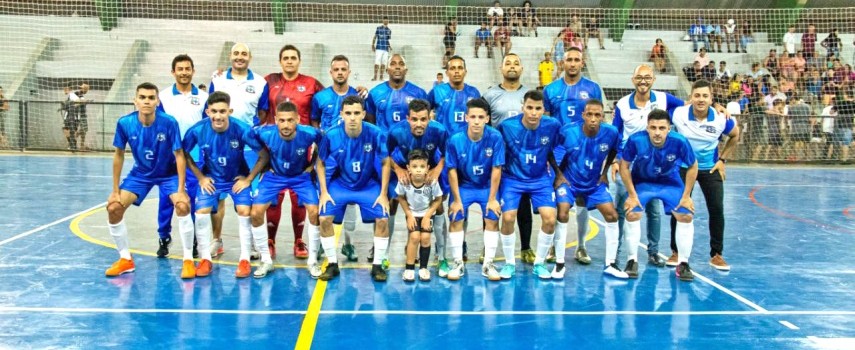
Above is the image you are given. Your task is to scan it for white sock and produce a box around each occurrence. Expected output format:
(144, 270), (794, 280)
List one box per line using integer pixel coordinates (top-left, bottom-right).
(483, 230), (499, 264)
(177, 214), (194, 260)
(321, 236), (337, 264)
(251, 223), (272, 264)
(604, 221), (619, 266)
(625, 220), (641, 262)
(449, 230), (464, 261)
(238, 217), (252, 261)
(676, 221), (695, 263)
(576, 207), (589, 249)
(554, 221), (568, 263)
(433, 215), (447, 260)
(108, 219), (131, 260)
(501, 233), (517, 266)
(373, 236), (389, 265)
(307, 223), (320, 265)
(534, 230), (553, 265)
(195, 213), (213, 260)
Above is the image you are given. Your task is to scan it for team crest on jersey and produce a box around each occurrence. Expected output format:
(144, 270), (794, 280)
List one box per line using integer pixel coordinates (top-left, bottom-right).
(364, 143), (373, 152)
(557, 187), (568, 196)
(246, 86), (256, 94)
(579, 91), (589, 99)
(485, 147), (493, 157)
(405, 97), (414, 104)
(157, 133), (166, 142)
(599, 143), (609, 152)
(190, 97), (200, 105)
(703, 125), (717, 134)
(541, 136), (550, 145)
(296, 148), (306, 156)
(425, 143), (436, 151)
(666, 154), (677, 162)
(298, 85), (306, 92)
(230, 140), (240, 149)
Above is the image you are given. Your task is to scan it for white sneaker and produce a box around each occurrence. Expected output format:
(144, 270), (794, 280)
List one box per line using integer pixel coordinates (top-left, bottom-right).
(418, 268), (431, 281)
(308, 263), (321, 279)
(253, 262), (274, 278)
(604, 264), (629, 279)
(481, 263), (500, 281)
(402, 269), (415, 282)
(447, 259), (465, 281)
(551, 264), (566, 279)
(210, 239), (224, 258)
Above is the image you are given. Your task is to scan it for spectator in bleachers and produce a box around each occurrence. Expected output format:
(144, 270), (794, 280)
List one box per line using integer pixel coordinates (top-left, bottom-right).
(487, 1), (504, 29)
(747, 94), (767, 159)
(742, 76), (756, 97)
(494, 23), (512, 58)
(650, 38), (668, 73)
(509, 8), (524, 37)
(586, 17), (605, 50)
(779, 77), (795, 99)
(821, 102), (837, 159)
(765, 85), (787, 109)
(475, 22), (494, 59)
(372, 16), (392, 81)
(570, 14), (583, 41)
(762, 98), (787, 160)
(553, 40), (565, 80)
(822, 67), (840, 106)
(783, 25), (798, 58)
(779, 52), (795, 82)
(558, 21), (575, 52)
(724, 18), (738, 53)
(763, 49), (779, 79)
(802, 24), (818, 66)
(845, 64), (855, 82)
(717, 61), (732, 81)
(820, 29), (841, 58)
(832, 89), (854, 163)
(0, 86), (7, 149)
(739, 19), (753, 53)
(729, 74), (743, 94)
(538, 51), (555, 88)
(746, 62), (768, 80)
(520, 1), (540, 37)
(67, 83), (90, 151)
(434, 73), (444, 88)
(702, 61), (717, 81)
(793, 51), (807, 83)
(684, 61), (703, 82)
(442, 18), (459, 69)
(706, 20), (723, 53)
(694, 47), (710, 67)
(570, 36), (585, 53)
(805, 67), (823, 99)
(788, 94), (812, 160)
(689, 18), (708, 52)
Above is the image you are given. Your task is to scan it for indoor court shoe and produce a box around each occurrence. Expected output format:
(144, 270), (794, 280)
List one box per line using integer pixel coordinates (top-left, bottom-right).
(624, 259), (639, 279)
(210, 239), (224, 258)
(533, 263), (551, 280)
(181, 260), (196, 279)
(105, 258), (135, 277)
(482, 263), (500, 281)
(520, 249), (536, 264)
(342, 243), (358, 261)
(319, 263), (340, 281)
(447, 259), (466, 280)
(196, 259), (212, 277)
(418, 268), (431, 281)
(235, 259), (251, 278)
(710, 254), (731, 271)
(308, 263), (322, 279)
(253, 262), (275, 278)
(648, 254), (666, 267)
(157, 237), (171, 258)
(438, 259), (450, 278)
(402, 269), (415, 282)
(371, 264), (388, 282)
(551, 264), (566, 279)
(499, 264), (516, 279)
(676, 262), (694, 282)
(546, 246), (556, 263)
(268, 239), (277, 260)
(294, 239), (308, 259)
(666, 252), (679, 267)
(574, 248), (592, 265)
(604, 263), (629, 279)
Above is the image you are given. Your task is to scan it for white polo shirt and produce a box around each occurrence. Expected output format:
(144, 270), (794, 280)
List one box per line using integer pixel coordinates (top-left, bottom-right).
(209, 68), (269, 127)
(671, 105), (736, 170)
(158, 83), (208, 137)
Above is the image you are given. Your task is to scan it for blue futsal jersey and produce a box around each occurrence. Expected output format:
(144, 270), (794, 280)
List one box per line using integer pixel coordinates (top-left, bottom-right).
(311, 86), (360, 131)
(113, 111), (182, 179)
(386, 120), (448, 167)
(622, 131), (696, 186)
(365, 81), (428, 131)
(497, 115), (561, 182)
(543, 76), (603, 125)
(247, 124), (321, 177)
(319, 122), (388, 190)
(557, 122), (620, 193)
(446, 127), (506, 189)
(182, 117), (251, 182)
(427, 83), (481, 135)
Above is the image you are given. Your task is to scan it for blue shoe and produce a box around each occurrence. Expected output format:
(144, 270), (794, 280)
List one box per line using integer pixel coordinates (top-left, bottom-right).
(499, 264), (516, 279)
(533, 263), (551, 280)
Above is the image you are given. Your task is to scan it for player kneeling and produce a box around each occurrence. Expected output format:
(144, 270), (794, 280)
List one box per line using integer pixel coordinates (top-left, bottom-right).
(396, 150), (443, 282)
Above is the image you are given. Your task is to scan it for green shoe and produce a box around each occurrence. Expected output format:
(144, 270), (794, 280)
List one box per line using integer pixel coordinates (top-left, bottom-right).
(520, 249), (536, 264)
(438, 259), (450, 278)
(341, 243), (358, 262)
(382, 258), (390, 271)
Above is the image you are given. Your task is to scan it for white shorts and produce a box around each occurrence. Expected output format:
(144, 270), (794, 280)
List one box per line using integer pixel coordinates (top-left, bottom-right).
(375, 50), (390, 65)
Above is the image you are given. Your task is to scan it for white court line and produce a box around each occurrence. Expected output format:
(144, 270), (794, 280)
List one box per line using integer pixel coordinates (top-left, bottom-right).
(0, 202), (106, 247)
(0, 306), (305, 315)
(0, 173), (113, 178)
(727, 184), (855, 188)
(779, 321), (800, 330)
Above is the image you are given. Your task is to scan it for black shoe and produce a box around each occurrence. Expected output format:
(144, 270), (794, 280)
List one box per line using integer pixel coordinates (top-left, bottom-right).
(319, 263), (340, 281)
(192, 237), (199, 259)
(157, 237), (171, 258)
(648, 254), (665, 267)
(371, 264), (388, 282)
(462, 241), (468, 262)
(728, 50), (732, 53)
(676, 262), (694, 281)
(624, 259), (639, 279)
(366, 246), (374, 262)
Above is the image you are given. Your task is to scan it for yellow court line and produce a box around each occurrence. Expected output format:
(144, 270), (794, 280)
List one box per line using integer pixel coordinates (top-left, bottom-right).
(295, 225), (340, 350)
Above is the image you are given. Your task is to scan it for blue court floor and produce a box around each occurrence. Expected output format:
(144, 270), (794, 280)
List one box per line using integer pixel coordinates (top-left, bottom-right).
(0, 153), (853, 349)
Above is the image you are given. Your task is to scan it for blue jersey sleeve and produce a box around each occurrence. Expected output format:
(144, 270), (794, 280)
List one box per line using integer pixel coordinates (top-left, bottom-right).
(310, 94), (322, 122)
(169, 119), (183, 152)
(723, 118), (736, 136)
(376, 131), (389, 159)
(207, 81), (215, 94)
(679, 139), (697, 166)
(257, 85), (270, 126)
(366, 92), (378, 119)
(446, 141), (459, 169)
(318, 132), (332, 160)
(427, 88), (438, 109)
(665, 93), (684, 113)
(244, 127), (264, 152)
(112, 120), (127, 149)
(622, 136), (638, 162)
(182, 125), (199, 153)
(612, 107), (625, 136)
(492, 134), (506, 167)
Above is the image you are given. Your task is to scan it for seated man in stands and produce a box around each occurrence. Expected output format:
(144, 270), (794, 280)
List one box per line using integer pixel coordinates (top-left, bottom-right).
(684, 61), (703, 82)
(494, 23), (512, 58)
(475, 22), (494, 59)
(702, 61), (717, 81)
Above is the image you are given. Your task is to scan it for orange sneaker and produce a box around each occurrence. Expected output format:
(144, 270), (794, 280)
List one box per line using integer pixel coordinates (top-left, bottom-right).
(294, 239), (308, 259)
(105, 258), (135, 277)
(181, 259), (196, 279)
(196, 259), (213, 277)
(666, 252), (679, 267)
(236, 259), (251, 278)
